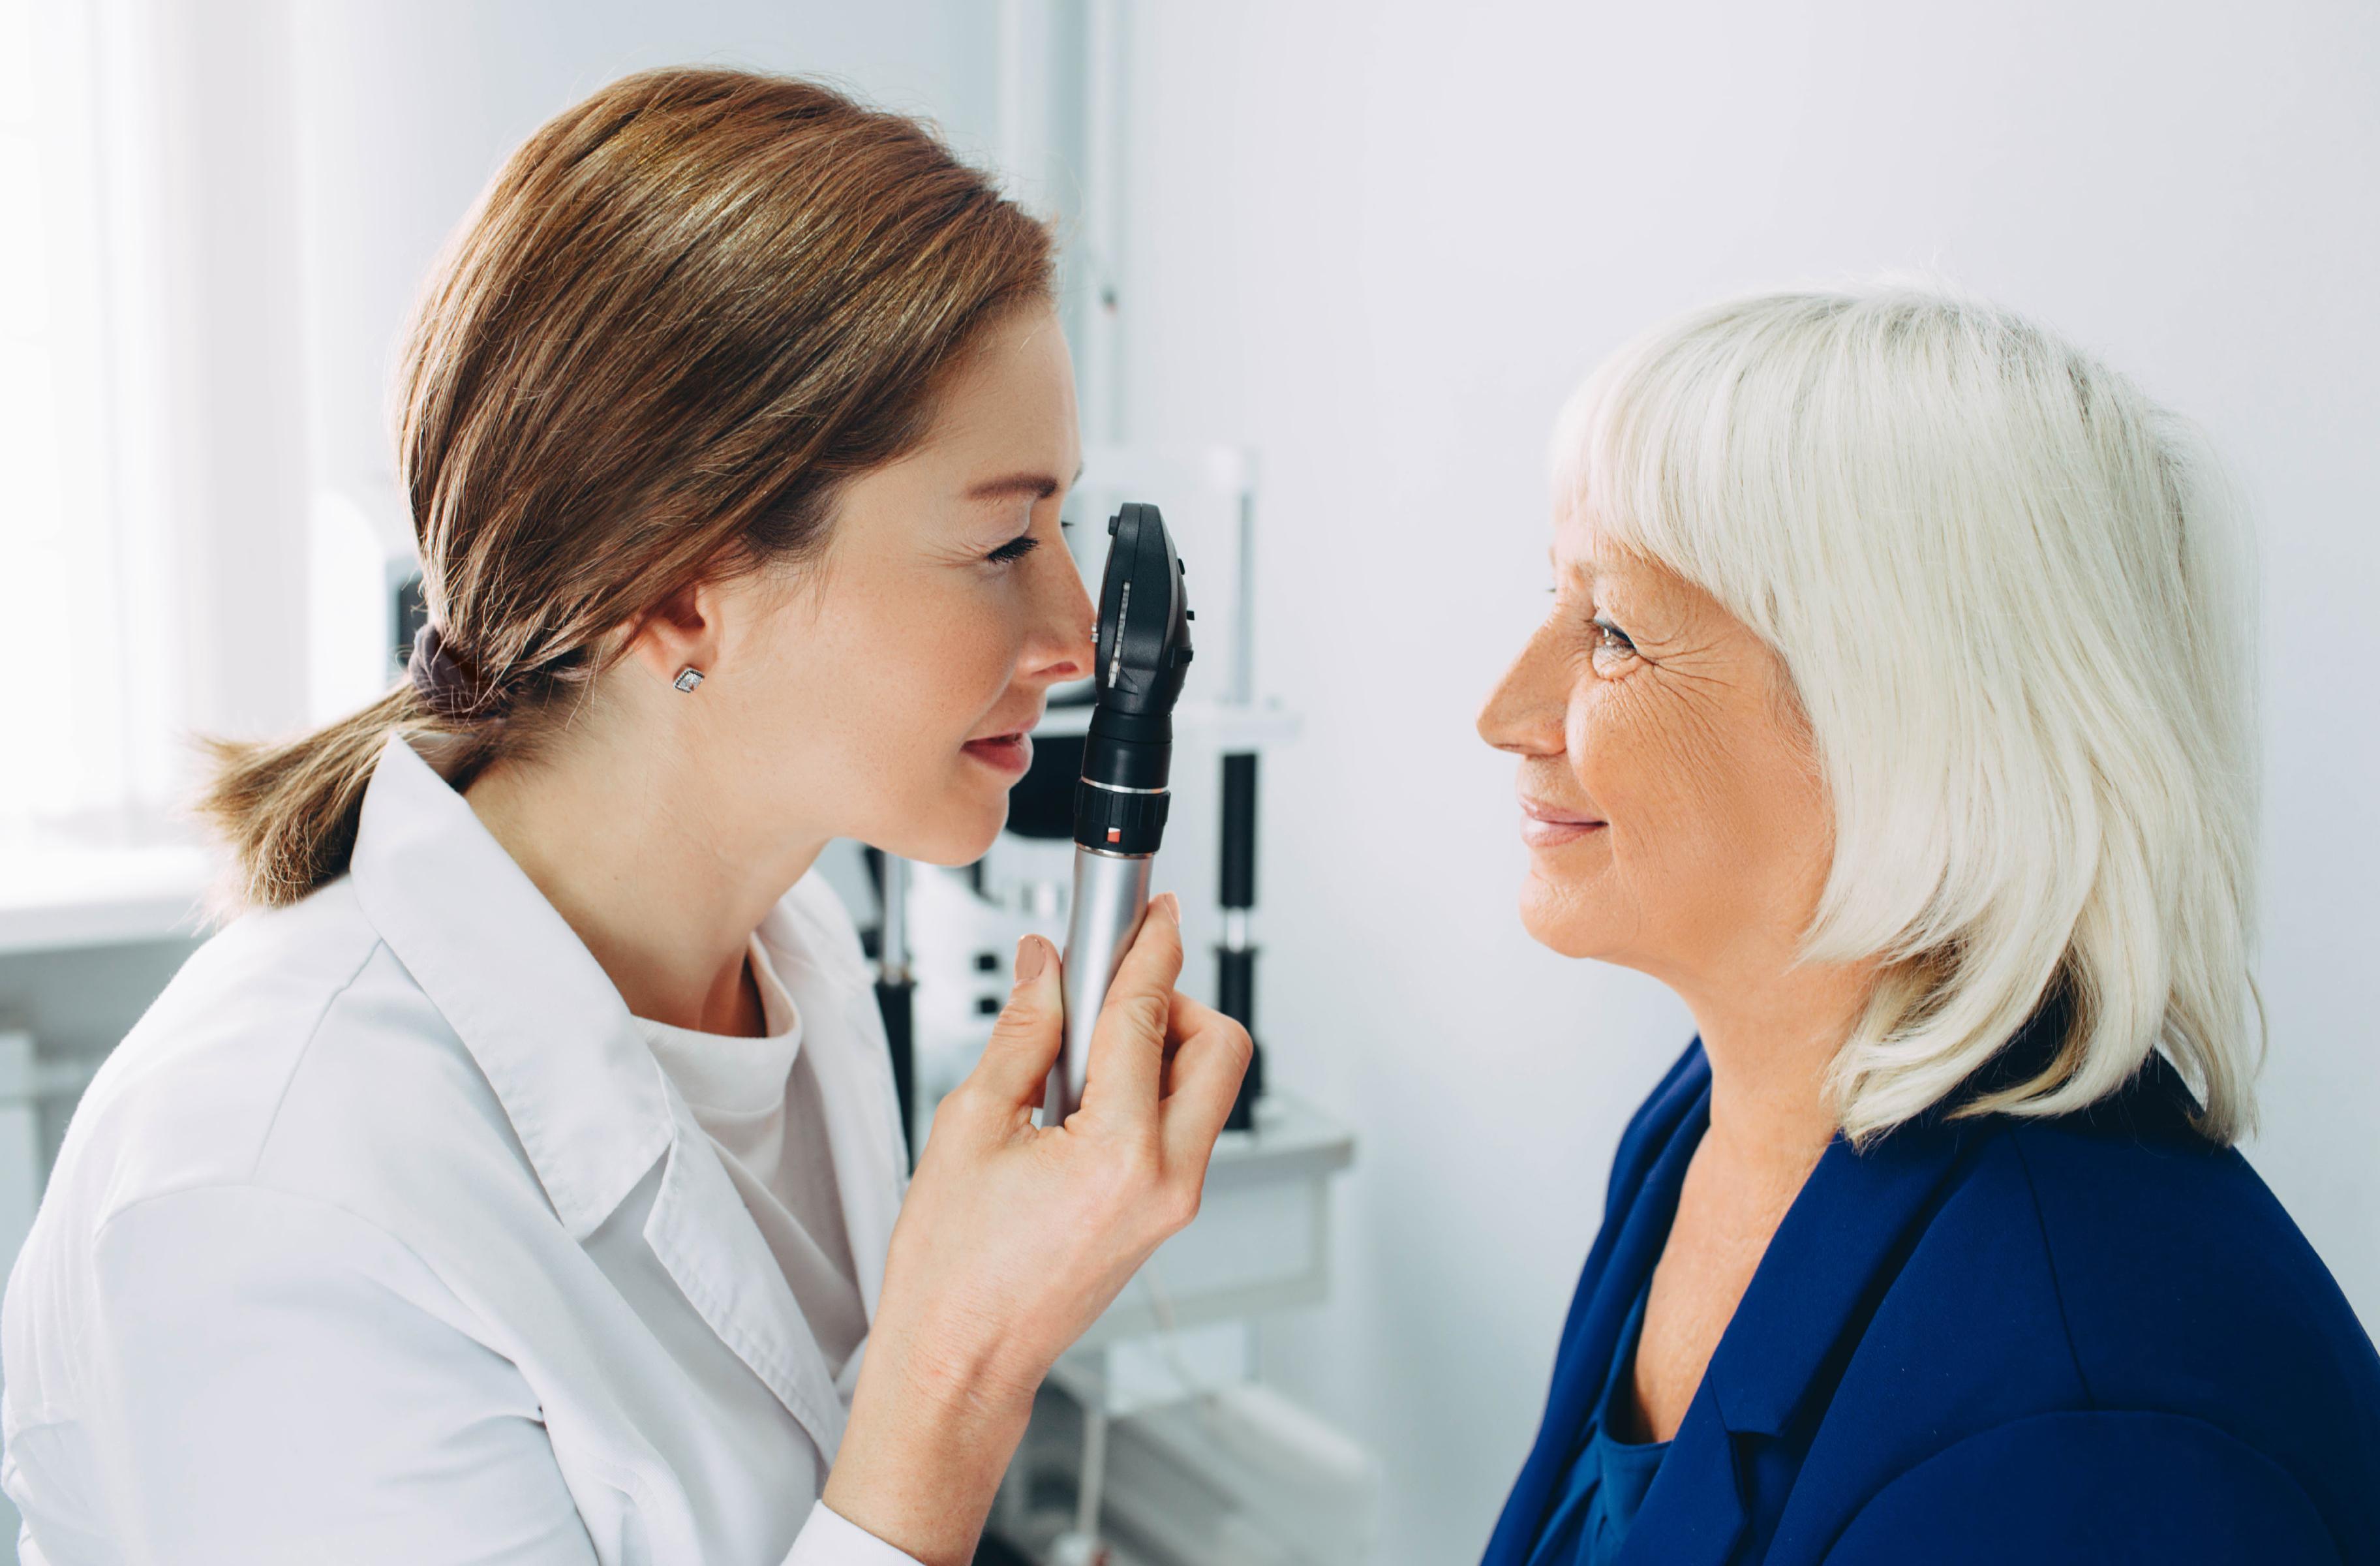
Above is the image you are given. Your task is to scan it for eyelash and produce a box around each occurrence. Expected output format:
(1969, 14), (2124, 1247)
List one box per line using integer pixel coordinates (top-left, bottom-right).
(986, 517), (1073, 567)
(1546, 588), (1638, 656)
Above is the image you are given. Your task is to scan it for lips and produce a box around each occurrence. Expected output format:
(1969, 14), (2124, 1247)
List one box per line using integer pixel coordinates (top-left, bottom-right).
(1518, 793), (1606, 849)
(963, 708), (1041, 778)
(962, 733), (1033, 776)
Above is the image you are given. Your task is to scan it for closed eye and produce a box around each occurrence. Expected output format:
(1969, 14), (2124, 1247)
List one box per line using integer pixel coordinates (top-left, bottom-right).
(986, 517), (1073, 567)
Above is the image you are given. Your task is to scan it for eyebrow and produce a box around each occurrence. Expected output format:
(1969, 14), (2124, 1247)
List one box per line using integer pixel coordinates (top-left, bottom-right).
(964, 462), (1086, 502)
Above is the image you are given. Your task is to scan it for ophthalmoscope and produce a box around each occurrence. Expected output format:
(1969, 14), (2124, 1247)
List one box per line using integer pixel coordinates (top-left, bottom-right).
(1044, 502), (1195, 1124)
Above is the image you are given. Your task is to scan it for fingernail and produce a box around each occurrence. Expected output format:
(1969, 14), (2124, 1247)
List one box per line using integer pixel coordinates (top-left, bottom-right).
(1157, 893), (1181, 923)
(1013, 935), (1048, 985)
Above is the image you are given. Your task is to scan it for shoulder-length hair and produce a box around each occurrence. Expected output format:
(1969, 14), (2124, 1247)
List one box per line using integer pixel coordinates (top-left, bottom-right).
(1552, 283), (2261, 1144)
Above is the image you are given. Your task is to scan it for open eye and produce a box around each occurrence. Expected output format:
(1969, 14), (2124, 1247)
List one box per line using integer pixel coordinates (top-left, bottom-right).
(1590, 616), (1638, 669)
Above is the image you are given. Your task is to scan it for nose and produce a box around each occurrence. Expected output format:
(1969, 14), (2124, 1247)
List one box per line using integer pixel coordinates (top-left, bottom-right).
(1477, 618), (1568, 758)
(1023, 549), (1098, 685)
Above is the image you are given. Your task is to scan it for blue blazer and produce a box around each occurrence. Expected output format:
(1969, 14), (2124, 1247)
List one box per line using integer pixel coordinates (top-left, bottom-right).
(1482, 1018), (2380, 1565)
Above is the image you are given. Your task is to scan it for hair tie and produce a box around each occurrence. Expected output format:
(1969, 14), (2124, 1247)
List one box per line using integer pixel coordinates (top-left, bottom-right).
(406, 622), (506, 719)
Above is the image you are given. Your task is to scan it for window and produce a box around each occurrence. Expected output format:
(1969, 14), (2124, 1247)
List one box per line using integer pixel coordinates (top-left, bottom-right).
(0, 0), (182, 833)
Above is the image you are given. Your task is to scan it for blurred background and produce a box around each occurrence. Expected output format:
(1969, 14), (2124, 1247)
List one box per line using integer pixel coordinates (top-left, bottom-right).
(1, 3), (2374, 1563)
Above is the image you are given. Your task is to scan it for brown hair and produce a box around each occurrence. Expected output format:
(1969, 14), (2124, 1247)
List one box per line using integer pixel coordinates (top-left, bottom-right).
(198, 68), (1054, 908)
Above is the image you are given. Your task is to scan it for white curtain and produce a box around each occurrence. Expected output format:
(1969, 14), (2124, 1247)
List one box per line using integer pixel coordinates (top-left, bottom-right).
(0, 0), (313, 838)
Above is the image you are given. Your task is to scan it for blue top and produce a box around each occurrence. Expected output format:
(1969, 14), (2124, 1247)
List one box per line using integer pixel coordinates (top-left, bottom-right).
(1482, 1004), (2380, 1566)
(1521, 1282), (1668, 1566)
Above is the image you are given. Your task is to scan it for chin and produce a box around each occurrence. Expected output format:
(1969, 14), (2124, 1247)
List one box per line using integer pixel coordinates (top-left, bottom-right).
(1518, 875), (1616, 961)
(879, 789), (1008, 868)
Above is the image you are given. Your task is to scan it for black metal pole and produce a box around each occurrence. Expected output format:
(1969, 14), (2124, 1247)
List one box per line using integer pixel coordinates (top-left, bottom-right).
(877, 974), (915, 1163)
(866, 848), (917, 1165)
(1217, 750), (1264, 1131)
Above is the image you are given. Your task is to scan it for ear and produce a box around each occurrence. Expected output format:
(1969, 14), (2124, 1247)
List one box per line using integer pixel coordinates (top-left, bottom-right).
(622, 580), (723, 690)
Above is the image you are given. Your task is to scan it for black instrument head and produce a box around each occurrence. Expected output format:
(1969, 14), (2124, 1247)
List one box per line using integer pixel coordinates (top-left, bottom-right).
(1074, 502), (1193, 846)
(1093, 502), (1195, 722)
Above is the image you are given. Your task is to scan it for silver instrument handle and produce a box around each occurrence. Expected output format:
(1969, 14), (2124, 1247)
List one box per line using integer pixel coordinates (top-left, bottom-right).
(1046, 848), (1155, 1123)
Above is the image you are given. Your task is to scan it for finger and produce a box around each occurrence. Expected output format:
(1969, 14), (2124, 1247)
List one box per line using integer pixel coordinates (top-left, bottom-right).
(1161, 990), (1237, 1085)
(1076, 893), (1184, 1128)
(968, 935), (1065, 1108)
(1156, 989), (1222, 1098)
(1158, 994), (1253, 1173)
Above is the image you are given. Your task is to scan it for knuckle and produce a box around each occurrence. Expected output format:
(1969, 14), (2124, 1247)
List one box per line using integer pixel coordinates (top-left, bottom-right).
(1114, 1143), (1164, 1197)
(1126, 927), (1180, 977)
(1101, 990), (1168, 1048)
(1125, 991), (1172, 1041)
(927, 1089), (975, 1141)
(986, 1007), (1044, 1049)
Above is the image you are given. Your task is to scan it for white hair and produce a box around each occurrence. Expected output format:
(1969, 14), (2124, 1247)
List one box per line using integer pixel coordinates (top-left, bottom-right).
(1551, 281), (2261, 1144)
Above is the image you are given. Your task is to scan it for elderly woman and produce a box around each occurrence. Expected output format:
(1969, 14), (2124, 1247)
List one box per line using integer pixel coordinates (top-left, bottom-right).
(1474, 288), (2380, 1566)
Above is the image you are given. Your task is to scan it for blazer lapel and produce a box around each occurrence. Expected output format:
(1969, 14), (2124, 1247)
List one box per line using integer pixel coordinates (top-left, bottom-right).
(1615, 1379), (1747, 1566)
(1614, 1101), (1983, 1566)
(1484, 1051), (1713, 1566)
(1698, 1118), (1981, 1439)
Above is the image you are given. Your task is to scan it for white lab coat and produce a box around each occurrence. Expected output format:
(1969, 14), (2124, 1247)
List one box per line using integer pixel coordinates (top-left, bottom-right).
(1, 735), (923, 1565)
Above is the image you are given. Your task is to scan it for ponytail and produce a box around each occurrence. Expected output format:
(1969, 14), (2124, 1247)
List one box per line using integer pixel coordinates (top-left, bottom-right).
(194, 688), (504, 910)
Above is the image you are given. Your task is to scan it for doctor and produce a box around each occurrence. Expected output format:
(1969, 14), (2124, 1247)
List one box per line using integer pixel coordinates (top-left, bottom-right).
(1, 67), (1249, 1566)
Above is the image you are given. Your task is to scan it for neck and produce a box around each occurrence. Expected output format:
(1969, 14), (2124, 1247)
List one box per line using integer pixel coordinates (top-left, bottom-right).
(461, 726), (828, 1036)
(1674, 946), (1875, 1184)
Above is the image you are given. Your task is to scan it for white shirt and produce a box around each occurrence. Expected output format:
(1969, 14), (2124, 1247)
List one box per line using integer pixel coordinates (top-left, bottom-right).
(635, 936), (869, 1381)
(1, 735), (922, 1565)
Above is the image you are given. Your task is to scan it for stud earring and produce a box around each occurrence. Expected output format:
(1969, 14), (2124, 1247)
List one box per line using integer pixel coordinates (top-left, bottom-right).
(673, 668), (706, 693)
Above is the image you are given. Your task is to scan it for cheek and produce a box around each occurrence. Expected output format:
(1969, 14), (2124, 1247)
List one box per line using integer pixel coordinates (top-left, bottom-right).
(1512, 682), (1651, 956)
(915, 592), (1019, 719)
(1561, 677), (1832, 950)
(1514, 679), (1745, 954)
(851, 582), (1043, 857)
(1574, 683), (1733, 853)
(767, 576), (1008, 780)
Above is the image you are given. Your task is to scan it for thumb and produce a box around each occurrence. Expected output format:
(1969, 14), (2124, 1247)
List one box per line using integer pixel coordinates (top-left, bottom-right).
(970, 934), (1064, 1107)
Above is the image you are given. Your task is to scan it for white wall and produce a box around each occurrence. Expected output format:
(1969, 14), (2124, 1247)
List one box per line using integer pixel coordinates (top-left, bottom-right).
(290, 0), (1003, 553)
(1111, 4), (2380, 1561)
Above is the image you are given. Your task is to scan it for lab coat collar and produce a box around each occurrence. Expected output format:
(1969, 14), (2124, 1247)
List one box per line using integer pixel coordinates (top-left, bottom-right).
(754, 901), (904, 1324)
(641, 1078), (855, 1457)
(348, 736), (860, 1458)
(350, 735), (673, 1242)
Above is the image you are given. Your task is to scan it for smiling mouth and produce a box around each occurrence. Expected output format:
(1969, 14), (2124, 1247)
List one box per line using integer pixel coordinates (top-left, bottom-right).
(1519, 795), (1606, 846)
